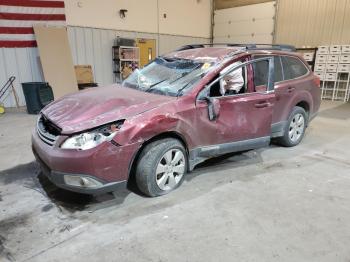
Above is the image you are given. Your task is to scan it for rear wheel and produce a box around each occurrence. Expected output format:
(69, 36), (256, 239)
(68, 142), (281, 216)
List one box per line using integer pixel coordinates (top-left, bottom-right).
(277, 106), (307, 147)
(135, 138), (187, 197)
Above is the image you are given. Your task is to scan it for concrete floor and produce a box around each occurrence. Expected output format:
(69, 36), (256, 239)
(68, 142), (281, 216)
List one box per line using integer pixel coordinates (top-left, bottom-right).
(0, 101), (350, 262)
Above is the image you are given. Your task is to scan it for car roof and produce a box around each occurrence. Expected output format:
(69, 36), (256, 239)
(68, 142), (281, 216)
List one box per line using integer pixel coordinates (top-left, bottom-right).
(164, 47), (300, 62)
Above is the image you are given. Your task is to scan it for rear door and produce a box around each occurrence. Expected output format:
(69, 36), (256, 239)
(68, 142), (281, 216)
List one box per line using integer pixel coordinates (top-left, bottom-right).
(275, 56), (310, 123)
(252, 55), (311, 133)
(252, 54), (286, 125)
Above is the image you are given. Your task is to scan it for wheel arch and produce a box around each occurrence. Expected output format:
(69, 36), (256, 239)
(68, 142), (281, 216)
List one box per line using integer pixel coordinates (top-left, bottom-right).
(295, 100), (310, 116)
(126, 131), (189, 186)
(294, 99), (313, 127)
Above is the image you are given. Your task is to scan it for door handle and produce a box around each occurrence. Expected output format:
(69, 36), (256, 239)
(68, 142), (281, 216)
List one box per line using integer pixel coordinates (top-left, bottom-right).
(287, 86), (295, 93)
(254, 101), (270, 108)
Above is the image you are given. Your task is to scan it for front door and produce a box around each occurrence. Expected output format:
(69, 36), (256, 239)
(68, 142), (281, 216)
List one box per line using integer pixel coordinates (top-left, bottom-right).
(194, 57), (275, 155)
(214, 92), (275, 144)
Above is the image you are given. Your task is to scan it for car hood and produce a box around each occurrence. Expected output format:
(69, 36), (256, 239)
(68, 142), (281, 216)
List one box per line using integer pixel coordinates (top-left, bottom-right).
(41, 84), (175, 134)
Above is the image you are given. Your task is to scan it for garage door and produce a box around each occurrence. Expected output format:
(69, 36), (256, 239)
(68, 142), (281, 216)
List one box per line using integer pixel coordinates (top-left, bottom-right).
(213, 1), (276, 44)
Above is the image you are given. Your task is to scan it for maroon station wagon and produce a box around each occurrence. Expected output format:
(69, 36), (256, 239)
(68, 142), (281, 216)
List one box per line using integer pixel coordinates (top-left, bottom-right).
(32, 44), (321, 197)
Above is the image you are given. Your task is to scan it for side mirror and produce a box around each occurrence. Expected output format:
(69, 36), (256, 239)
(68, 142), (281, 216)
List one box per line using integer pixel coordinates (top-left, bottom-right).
(198, 86), (220, 121)
(206, 96), (220, 121)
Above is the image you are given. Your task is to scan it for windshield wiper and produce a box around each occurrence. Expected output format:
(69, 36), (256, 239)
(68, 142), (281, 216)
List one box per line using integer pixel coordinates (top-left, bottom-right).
(176, 73), (205, 97)
(168, 64), (202, 85)
(145, 78), (168, 92)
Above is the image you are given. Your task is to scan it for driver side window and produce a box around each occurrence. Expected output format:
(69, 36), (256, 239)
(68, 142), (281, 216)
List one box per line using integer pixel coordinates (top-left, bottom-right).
(209, 57), (274, 97)
(210, 62), (247, 97)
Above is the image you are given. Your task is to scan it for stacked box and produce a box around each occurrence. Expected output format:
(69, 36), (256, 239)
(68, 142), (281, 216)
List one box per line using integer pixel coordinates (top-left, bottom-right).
(315, 44), (350, 102)
(302, 52), (314, 61)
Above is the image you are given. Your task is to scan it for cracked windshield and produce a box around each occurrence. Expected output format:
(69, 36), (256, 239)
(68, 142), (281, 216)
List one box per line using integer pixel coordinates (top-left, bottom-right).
(122, 57), (214, 96)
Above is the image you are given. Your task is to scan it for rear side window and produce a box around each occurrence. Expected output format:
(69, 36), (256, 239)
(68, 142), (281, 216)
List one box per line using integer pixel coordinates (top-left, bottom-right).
(252, 56), (283, 86)
(253, 60), (269, 87)
(281, 56), (309, 80)
(274, 56), (283, 82)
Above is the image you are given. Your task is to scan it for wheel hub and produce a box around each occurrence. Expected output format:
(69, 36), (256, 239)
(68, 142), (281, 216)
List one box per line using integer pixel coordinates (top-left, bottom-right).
(289, 113), (305, 143)
(155, 149), (185, 191)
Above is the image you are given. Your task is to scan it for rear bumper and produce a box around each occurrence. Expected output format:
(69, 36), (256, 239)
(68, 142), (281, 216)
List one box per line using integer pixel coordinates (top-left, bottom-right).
(32, 130), (141, 194)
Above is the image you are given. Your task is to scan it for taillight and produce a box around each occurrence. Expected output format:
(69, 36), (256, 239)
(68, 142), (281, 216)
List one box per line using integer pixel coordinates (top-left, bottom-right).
(313, 76), (321, 88)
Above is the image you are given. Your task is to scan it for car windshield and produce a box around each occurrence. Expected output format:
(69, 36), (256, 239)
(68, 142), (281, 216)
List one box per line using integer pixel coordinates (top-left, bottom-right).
(122, 57), (213, 96)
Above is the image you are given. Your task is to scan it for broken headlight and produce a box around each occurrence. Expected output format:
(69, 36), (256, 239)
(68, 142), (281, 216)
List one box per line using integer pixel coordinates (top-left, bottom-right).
(61, 120), (124, 150)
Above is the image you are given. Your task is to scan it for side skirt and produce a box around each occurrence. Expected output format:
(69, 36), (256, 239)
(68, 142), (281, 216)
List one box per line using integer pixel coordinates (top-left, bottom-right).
(188, 136), (270, 171)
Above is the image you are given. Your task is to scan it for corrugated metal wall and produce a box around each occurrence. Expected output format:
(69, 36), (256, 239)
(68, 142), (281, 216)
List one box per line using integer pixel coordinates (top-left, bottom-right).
(275, 0), (350, 47)
(0, 27), (209, 108)
(0, 48), (42, 108)
(67, 26), (209, 87)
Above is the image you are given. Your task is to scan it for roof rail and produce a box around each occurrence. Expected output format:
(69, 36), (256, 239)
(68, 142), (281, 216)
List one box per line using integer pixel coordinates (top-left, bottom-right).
(175, 44), (206, 51)
(176, 43), (296, 52)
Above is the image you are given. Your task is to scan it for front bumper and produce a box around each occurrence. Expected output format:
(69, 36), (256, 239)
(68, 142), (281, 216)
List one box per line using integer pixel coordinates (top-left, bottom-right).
(32, 130), (141, 194)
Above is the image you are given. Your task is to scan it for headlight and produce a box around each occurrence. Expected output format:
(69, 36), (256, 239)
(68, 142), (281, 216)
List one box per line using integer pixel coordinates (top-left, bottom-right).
(61, 120), (124, 150)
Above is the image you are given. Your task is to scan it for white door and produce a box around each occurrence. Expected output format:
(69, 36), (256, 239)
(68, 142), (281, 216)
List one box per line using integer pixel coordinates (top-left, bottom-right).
(213, 1), (276, 44)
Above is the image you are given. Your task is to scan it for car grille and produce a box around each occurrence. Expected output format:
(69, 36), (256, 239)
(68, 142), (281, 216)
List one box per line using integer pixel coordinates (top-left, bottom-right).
(36, 115), (61, 146)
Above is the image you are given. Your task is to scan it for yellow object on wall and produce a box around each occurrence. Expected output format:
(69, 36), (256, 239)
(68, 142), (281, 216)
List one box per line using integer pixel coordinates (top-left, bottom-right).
(136, 39), (156, 68)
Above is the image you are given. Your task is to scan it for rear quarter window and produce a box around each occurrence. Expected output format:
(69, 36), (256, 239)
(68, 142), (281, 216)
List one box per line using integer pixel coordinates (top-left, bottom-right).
(281, 56), (309, 80)
(252, 55), (283, 85)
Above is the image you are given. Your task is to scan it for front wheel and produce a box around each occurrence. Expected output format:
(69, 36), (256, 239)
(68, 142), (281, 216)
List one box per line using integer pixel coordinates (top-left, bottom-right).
(277, 106), (307, 147)
(135, 138), (187, 197)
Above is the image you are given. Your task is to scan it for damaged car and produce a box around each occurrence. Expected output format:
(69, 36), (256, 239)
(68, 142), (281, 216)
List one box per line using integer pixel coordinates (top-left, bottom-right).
(32, 44), (321, 197)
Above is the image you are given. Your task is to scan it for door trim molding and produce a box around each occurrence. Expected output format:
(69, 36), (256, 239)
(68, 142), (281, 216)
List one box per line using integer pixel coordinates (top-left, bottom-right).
(188, 136), (270, 170)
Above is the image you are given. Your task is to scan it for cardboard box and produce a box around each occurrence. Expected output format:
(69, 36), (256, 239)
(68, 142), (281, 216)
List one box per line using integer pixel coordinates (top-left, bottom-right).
(74, 65), (94, 84)
(342, 45), (350, 54)
(330, 45), (341, 54)
(339, 55), (350, 63)
(326, 63), (337, 72)
(325, 72), (337, 81)
(338, 64), (350, 72)
(318, 46), (329, 54)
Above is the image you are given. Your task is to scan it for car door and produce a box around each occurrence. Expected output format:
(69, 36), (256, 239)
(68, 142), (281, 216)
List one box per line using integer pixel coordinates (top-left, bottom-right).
(252, 55), (287, 134)
(277, 56), (310, 121)
(194, 57), (276, 156)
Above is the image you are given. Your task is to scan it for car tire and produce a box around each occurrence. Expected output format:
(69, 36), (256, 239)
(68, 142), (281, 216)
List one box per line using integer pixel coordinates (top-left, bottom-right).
(277, 106), (307, 147)
(135, 138), (187, 197)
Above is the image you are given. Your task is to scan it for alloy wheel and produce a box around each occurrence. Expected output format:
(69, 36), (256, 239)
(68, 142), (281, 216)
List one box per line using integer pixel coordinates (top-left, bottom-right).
(155, 149), (185, 191)
(289, 113), (305, 143)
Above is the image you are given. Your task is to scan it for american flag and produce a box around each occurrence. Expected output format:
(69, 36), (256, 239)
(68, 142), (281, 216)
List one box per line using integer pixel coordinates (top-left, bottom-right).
(0, 0), (66, 48)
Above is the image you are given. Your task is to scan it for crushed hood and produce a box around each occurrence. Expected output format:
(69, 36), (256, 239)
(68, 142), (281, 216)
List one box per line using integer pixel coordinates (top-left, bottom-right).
(41, 84), (175, 134)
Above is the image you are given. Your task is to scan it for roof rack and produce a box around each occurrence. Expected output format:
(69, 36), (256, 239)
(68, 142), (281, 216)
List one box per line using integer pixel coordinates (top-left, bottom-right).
(175, 43), (296, 52)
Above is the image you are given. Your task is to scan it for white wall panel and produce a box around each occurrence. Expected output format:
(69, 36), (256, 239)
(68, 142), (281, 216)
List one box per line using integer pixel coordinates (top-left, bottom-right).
(68, 26), (209, 87)
(64, 0), (212, 38)
(158, 34), (210, 55)
(1, 26), (209, 108)
(213, 1), (275, 44)
(27, 48), (43, 82)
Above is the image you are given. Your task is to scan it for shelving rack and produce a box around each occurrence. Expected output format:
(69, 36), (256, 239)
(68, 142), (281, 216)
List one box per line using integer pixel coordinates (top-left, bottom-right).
(314, 45), (350, 102)
(112, 45), (140, 83)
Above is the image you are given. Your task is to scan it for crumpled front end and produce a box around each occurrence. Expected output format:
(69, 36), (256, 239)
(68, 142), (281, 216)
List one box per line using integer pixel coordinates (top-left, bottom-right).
(32, 114), (141, 194)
